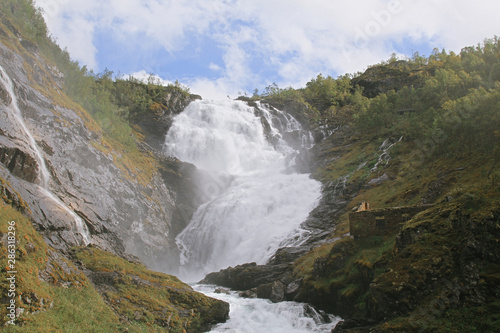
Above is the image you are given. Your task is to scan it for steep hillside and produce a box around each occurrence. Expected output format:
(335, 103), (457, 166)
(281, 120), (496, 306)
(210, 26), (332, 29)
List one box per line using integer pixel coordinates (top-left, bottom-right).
(293, 130), (500, 332)
(0, 1), (229, 330)
(203, 41), (500, 331)
(0, 198), (228, 332)
(0, 0), (203, 272)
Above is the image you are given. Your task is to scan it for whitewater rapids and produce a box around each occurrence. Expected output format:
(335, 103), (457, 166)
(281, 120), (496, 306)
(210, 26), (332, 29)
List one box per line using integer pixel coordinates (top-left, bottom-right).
(164, 99), (321, 281)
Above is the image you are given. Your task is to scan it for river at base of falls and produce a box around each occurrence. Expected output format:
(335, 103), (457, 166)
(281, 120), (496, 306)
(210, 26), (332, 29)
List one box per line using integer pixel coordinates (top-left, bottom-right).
(165, 100), (341, 331)
(195, 285), (341, 333)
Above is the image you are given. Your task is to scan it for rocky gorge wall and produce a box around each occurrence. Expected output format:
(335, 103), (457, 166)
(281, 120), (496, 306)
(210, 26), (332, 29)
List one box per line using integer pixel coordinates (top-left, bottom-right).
(0, 38), (196, 273)
(0, 8), (234, 329)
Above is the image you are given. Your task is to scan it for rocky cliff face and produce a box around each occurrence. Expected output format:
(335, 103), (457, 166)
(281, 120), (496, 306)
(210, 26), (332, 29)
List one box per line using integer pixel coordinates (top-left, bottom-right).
(0, 40), (195, 273)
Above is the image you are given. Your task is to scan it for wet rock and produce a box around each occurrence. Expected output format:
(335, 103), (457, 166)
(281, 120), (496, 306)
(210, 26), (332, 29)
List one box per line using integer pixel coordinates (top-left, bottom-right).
(214, 288), (231, 295)
(257, 281), (286, 303)
(268, 246), (310, 265)
(0, 41), (197, 273)
(260, 99), (313, 130)
(0, 82), (11, 104)
(332, 318), (378, 333)
(285, 279), (302, 299)
(239, 288), (257, 298)
(200, 262), (291, 291)
(132, 88), (199, 151)
(0, 146), (39, 183)
(260, 115), (272, 139)
(368, 173), (389, 186)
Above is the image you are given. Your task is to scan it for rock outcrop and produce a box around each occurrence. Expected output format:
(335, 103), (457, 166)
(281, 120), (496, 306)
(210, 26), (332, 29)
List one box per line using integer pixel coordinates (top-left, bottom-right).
(0, 38), (195, 273)
(71, 246), (229, 332)
(351, 60), (423, 98)
(0, 199), (229, 331)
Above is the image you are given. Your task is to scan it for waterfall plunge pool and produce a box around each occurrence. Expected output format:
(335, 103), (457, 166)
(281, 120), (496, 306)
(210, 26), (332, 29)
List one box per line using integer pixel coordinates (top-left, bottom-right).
(164, 100), (341, 332)
(194, 284), (341, 332)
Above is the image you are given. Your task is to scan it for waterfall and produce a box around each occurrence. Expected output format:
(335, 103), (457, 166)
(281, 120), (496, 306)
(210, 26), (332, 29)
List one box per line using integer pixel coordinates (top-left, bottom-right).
(370, 136), (403, 172)
(0, 66), (91, 246)
(165, 100), (321, 281)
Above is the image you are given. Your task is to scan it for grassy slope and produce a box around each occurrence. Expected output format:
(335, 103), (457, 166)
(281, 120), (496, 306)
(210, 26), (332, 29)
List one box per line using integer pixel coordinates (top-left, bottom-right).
(292, 129), (500, 331)
(70, 246), (228, 332)
(0, 198), (128, 332)
(0, 188), (227, 332)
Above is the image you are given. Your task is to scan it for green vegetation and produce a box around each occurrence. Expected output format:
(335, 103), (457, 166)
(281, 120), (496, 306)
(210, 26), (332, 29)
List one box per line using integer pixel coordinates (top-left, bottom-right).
(256, 38), (500, 169)
(0, 193), (226, 332)
(291, 146), (500, 329)
(294, 234), (395, 317)
(62, 69), (192, 151)
(0, 199), (125, 332)
(0, 0), (191, 150)
(71, 246), (228, 332)
(249, 35), (500, 332)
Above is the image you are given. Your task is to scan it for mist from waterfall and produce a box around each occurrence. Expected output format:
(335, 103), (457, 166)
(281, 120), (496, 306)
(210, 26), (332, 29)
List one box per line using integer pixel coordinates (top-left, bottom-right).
(165, 100), (321, 281)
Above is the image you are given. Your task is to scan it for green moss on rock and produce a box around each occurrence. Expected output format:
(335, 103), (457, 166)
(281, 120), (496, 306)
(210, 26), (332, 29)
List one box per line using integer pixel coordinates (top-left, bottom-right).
(71, 246), (229, 332)
(0, 198), (228, 332)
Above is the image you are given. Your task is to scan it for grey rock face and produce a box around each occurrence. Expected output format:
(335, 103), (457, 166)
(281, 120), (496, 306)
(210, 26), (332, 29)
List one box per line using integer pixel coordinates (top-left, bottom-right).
(0, 42), (191, 273)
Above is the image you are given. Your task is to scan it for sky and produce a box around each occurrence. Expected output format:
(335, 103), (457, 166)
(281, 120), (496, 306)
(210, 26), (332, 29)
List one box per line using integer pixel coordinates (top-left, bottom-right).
(34, 0), (500, 99)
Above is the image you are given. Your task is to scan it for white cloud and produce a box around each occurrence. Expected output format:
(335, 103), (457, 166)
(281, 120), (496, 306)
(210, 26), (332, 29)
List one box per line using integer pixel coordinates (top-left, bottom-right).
(188, 77), (238, 100)
(127, 70), (173, 86)
(36, 0), (100, 68)
(209, 63), (222, 72)
(34, 0), (500, 99)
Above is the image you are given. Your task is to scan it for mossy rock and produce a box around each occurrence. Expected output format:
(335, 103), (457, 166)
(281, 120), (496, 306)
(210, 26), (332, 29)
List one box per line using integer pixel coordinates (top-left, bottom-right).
(0, 198), (228, 332)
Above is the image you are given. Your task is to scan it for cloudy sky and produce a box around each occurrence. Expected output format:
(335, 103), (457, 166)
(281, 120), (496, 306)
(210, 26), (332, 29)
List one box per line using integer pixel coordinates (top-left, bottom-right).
(34, 0), (500, 99)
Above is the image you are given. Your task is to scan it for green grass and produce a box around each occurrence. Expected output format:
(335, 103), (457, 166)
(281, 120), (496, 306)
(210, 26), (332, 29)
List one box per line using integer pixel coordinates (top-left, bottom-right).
(0, 199), (226, 332)
(0, 200), (127, 331)
(71, 246), (227, 333)
(3, 286), (129, 333)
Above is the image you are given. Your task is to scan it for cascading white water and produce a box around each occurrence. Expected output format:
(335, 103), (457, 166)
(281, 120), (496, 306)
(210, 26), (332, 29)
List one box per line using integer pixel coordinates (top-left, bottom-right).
(165, 100), (321, 281)
(0, 66), (91, 245)
(194, 285), (341, 332)
(370, 136), (403, 172)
